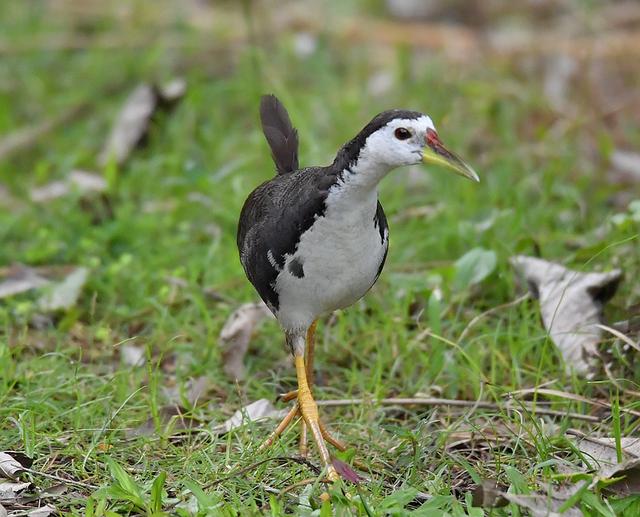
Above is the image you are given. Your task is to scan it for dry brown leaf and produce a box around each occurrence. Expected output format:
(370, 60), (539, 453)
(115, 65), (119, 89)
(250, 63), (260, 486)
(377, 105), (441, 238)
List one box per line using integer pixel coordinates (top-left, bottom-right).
(98, 79), (186, 166)
(473, 478), (585, 516)
(471, 480), (508, 509)
(573, 435), (640, 496)
(163, 375), (212, 407)
(0, 453), (25, 480)
(0, 266), (50, 299)
(29, 170), (107, 203)
(510, 255), (622, 376)
(502, 485), (585, 517)
(212, 399), (286, 434)
(610, 149), (640, 183)
(37, 267), (88, 311)
(0, 481), (33, 504)
(27, 503), (56, 516)
(119, 343), (146, 367)
(219, 302), (273, 380)
(157, 78), (187, 104)
(98, 84), (156, 166)
(543, 54), (578, 111)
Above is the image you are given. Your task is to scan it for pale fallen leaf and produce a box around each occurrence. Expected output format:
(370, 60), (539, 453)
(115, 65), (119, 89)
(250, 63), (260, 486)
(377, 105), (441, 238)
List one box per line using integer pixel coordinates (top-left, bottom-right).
(120, 344), (146, 367)
(0, 452), (25, 480)
(0, 502), (6, 517)
(98, 84), (156, 166)
(212, 399), (285, 434)
(510, 255), (622, 375)
(162, 375), (211, 407)
(0, 266), (49, 299)
(502, 485), (585, 517)
(157, 78), (187, 103)
(28, 503), (56, 516)
(99, 79), (186, 166)
(573, 435), (640, 496)
(543, 54), (577, 111)
(37, 267), (89, 311)
(473, 479), (584, 516)
(29, 170), (106, 203)
(219, 302), (273, 380)
(0, 481), (32, 503)
(610, 149), (640, 183)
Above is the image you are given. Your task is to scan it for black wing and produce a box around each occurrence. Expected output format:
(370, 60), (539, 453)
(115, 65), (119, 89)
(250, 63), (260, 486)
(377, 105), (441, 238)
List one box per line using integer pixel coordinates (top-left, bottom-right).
(260, 94), (299, 175)
(237, 168), (338, 312)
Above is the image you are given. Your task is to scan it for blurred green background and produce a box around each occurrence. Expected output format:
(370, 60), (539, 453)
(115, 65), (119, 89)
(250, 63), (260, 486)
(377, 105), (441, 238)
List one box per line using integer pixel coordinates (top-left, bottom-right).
(1, 0), (639, 515)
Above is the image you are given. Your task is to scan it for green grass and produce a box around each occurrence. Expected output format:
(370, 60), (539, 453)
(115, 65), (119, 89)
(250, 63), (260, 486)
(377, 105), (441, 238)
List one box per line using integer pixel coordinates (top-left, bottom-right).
(1, 1), (640, 515)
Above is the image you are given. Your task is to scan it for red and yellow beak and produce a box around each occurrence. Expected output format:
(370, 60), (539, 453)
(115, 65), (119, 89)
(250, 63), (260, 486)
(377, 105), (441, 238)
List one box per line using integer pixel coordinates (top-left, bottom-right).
(422, 128), (479, 182)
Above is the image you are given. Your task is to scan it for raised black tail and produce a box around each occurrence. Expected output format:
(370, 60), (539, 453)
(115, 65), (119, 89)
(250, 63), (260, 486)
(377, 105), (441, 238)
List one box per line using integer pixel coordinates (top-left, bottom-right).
(259, 94), (299, 175)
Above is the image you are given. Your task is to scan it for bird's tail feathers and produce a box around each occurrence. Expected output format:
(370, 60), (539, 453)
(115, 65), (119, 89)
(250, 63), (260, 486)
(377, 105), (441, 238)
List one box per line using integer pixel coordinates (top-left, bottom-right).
(259, 94), (299, 175)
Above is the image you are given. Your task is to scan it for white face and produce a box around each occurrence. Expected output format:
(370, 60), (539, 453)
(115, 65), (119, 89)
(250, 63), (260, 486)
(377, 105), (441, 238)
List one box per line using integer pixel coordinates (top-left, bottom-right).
(363, 115), (436, 168)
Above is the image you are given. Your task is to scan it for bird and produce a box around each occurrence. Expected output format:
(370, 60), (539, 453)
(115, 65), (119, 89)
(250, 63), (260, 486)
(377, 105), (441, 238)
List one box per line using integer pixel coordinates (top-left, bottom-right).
(237, 94), (479, 481)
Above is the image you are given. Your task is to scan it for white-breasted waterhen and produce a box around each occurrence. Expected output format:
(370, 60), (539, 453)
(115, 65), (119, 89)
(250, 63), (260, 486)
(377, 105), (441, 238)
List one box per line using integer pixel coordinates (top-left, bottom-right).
(237, 95), (479, 480)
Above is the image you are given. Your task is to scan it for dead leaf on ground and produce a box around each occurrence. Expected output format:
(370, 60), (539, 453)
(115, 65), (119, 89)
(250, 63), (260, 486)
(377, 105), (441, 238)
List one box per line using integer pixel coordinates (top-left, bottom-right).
(0, 453), (25, 480)
(211, 399), (286, 434)
(0, 481), (33, 504)
(119, 343), (146, 367)
(219, 302), (273, 380)
(29, 170), (107, 203)
(0, 266), (50, 299)
(572, 434), (640, 496)
(37, 267), (88, 311)
(98, 79), (186, 166)
(26, 503), (56, 516)
(0, 265), (89, 313)
(610, 149), (640, 183)
(502, 485), (585, 517)
(473, 479), (585, 516)
(163, 375), (212, 407)
(471, 480), (508, 508)
(510, 255), (623, 376)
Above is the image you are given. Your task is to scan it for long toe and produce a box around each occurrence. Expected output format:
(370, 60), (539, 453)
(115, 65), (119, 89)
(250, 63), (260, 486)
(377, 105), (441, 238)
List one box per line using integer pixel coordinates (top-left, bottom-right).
(258, 404), (299, 451)
(297, 389), (339, 481)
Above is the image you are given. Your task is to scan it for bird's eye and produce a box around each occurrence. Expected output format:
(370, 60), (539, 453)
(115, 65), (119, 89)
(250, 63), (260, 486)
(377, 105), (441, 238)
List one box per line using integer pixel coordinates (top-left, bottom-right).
(394, 128), (411, 140)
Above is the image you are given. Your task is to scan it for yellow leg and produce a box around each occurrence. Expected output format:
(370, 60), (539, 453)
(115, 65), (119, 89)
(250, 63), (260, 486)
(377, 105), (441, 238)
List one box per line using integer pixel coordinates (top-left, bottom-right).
(258, 321), (346, 482)
(295, 354), (338, 481)
(280, 320), (318, 403)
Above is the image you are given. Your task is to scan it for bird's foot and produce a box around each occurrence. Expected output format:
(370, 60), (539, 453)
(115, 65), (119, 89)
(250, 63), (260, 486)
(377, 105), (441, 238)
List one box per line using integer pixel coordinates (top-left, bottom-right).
(258, 393), (342, 481)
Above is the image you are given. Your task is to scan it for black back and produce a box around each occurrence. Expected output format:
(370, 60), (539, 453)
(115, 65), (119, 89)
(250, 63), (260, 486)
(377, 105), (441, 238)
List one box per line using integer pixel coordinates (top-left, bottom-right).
(259, 95), (299, 175)
(237, 101), (410, 312)
(237, 166), (340, 311)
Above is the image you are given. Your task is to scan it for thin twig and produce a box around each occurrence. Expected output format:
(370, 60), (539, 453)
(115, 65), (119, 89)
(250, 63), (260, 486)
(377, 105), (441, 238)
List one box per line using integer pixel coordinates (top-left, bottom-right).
(316, 398), (600, 422)
(507, 388), (640, 418)
(459, 293), (530, 342)
(23, 467), (98, 490)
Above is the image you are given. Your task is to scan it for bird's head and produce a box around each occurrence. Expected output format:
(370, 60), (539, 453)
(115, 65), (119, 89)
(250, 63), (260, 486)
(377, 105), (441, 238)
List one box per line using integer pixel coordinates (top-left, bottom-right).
(335, 110), (479, 183)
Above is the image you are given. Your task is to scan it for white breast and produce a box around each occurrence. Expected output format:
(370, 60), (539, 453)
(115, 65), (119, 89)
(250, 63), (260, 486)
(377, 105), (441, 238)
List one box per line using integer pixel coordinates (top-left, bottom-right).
(274, 183), (388, 331)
